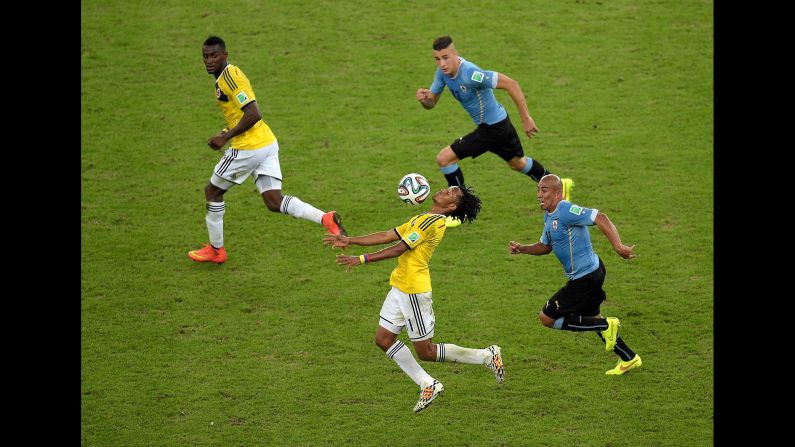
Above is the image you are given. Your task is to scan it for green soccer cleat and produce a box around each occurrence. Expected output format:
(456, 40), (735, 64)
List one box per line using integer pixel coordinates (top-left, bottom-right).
(561, 178), (574, 202)
(444, 216), (461, 228)
(601, 317), (620, 351)
(605, 354), (642, 376)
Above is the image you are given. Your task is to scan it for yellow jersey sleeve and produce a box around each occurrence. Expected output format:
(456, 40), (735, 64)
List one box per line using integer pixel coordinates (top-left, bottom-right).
(214, 64), (276, 150)
(218, 65), (256, 108)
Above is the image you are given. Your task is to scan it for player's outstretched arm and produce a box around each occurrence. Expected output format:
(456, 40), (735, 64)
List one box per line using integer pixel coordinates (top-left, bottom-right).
(335, 241), (409, 272)
(324, 229), (399, 249)
(594, 213), (636, 259)
(496, 73), (538, 138)
(509, 240), (552, 256)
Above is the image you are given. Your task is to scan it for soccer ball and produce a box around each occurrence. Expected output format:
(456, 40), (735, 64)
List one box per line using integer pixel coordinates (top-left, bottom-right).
(397, 173), (430, 205)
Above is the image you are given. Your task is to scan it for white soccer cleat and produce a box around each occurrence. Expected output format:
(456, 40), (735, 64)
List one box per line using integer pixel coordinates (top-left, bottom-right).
(486, 345), (505, 384)
(413, 380), (444, 413)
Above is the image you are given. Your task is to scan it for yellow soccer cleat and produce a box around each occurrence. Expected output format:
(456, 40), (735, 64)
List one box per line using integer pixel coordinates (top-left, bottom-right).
(561, 178), (574, 202)
(444, 216), (462, 228)
(601, 317), (620, 351)
(605, 354), (642, 376)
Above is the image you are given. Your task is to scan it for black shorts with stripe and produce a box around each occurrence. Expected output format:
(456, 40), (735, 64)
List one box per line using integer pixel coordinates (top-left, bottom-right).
(450, 115), (524, 162)
(542, 258), (607, 319)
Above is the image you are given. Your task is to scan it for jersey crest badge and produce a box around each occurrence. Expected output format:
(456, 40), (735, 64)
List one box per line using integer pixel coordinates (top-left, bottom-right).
(569, 205), (583, 215)
(552, 220), (558, 230)
(460, 85), (468, 94)
(471, 71), (484, 83)
(236, 91), (249, 104)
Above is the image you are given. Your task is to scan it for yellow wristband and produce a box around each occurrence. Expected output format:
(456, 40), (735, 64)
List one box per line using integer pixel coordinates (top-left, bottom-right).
(359, 255), (366, 264)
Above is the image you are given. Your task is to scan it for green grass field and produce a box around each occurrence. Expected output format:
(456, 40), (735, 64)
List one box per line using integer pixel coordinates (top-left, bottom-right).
(82, 1), (713, 445)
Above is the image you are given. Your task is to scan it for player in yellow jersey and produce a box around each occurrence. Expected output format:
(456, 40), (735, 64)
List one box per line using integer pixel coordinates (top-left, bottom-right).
(323, 185), (504, 413)
(188, 36), (345, 264)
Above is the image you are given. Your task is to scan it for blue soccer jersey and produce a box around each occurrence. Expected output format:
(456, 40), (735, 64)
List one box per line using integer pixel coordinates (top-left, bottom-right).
(429, 57), (507, 125)
(540, 201), (601, 280)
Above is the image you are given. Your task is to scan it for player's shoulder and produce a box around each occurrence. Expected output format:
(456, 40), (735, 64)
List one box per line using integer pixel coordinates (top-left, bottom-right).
(220, 64), (248, 86)
(415, 213), (446, 231)
(459, 58), (488, 84)
(558, 201), (589, 220)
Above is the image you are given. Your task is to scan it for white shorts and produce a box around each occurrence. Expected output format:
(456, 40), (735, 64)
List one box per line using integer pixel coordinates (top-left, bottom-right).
(379, 287), (435, 341)
(210, 140), (283, 188)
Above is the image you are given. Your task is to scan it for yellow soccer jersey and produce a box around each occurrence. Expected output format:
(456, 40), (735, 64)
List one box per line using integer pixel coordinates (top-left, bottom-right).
(389, 213), (447, 294)
(215, 64), (276, 150)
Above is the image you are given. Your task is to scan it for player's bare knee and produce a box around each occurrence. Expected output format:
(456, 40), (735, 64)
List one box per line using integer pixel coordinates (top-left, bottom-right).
(415, 343), (436, 361)
(539, 312), (554, 328)
(204, 183), (225, 202)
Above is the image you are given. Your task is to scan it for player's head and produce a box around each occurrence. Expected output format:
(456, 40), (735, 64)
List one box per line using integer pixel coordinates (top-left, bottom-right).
(537, 174), (563, 211)
(202, 35), (228, 75)
(434, 185), (481, 224)
(432, 35), (460, 77)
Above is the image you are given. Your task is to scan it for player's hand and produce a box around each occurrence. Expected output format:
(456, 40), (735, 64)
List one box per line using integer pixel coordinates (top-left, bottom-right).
(616, 244), (636, 259)
(323, 233), (349, 250)
(208, 131), (229, 150)
(523, 116), (539, 138)
(416, 88), (431, 101)
(508, 241), (524, 254)
(335, 254), (359, 271)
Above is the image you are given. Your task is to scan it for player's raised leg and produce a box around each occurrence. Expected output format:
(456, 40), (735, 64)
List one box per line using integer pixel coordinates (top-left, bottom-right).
(257, 175), (346, 235)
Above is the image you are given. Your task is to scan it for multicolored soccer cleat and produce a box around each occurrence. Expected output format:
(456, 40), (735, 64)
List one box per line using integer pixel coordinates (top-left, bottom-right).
(485, 345), (505, 384)
(605, 354), (642, 376)
(188, 243), (227, 264)
(413, 380), (444, 413)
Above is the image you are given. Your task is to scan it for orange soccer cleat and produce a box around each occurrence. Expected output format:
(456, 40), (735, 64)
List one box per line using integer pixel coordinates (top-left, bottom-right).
(322, 211), (347, 236)
(188, 243), (227, 264)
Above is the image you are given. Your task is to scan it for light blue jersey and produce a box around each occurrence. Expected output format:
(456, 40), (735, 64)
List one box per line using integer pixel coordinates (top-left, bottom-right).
(540, 201), (601, 280)
(429, 57), (506, 125)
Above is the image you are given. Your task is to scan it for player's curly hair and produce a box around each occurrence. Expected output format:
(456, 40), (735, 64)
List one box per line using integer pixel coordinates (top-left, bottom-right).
(448, 184), (481, 224)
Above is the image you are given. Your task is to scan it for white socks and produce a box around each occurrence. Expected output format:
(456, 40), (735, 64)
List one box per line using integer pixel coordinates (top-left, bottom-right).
(436, 343), (489, 364)
(386, 340), (434, 388)
(280, 195), (323, 224)
(206, 201), (225, 248)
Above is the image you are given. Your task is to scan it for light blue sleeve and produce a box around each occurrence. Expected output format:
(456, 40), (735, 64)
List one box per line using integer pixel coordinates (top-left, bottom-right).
(465, 61), (498, 90)
(430, 68), (445, 94)
(559, 202), (597, 226)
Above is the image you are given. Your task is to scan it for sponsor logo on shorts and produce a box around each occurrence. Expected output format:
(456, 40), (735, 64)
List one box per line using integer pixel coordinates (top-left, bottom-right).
(471, 71), (484, 82)
(569, 205), (583, 215)
(407, 231), (420, 243)
(236, 91), (249, 104)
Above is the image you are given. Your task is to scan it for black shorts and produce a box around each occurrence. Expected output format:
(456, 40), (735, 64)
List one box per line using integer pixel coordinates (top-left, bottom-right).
(541, 259), (607, 320)
(450, 115), (524, 162)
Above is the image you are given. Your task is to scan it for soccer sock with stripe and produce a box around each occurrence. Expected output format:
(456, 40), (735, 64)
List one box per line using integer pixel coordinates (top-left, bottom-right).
(519, 157), (550, 182)
(553, 316), (609, 331)
(279, 195), (324, 224)
(435, 343), (490, 364)
(440, 163), (464, 187)
(205, 201), (225, 248)
(386, 340), (435, 388)
(596, 333), (636, 361)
